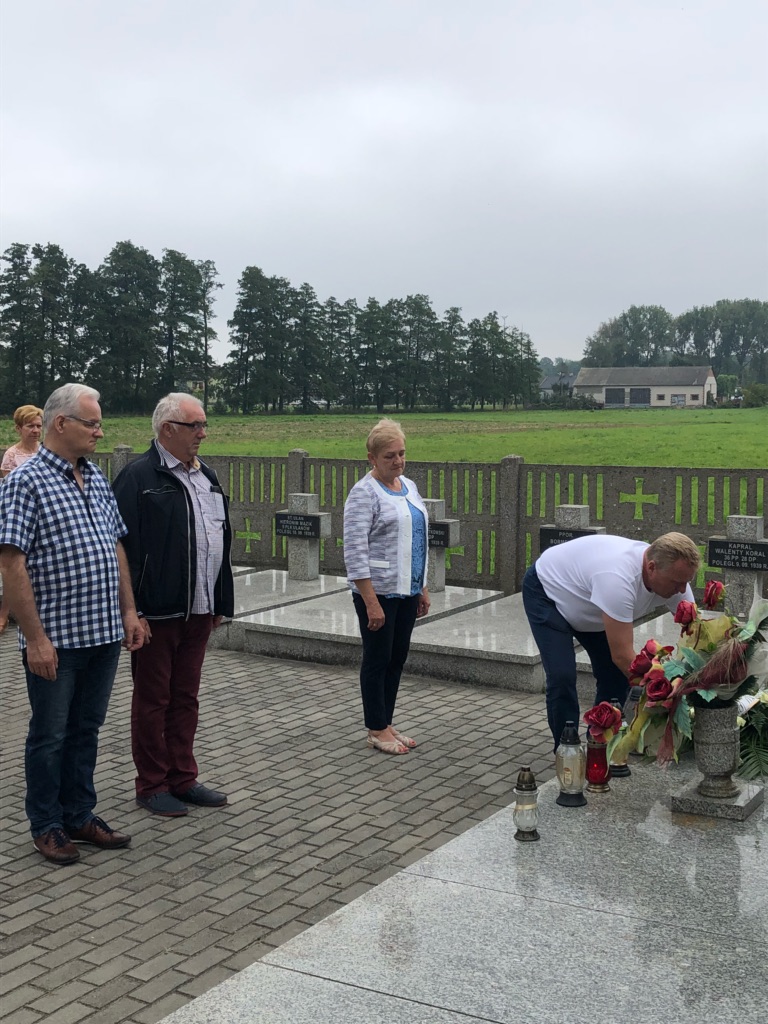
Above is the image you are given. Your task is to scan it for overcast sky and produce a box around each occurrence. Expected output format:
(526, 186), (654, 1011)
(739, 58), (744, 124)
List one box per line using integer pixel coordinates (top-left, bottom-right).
(1, 0), (766, 362)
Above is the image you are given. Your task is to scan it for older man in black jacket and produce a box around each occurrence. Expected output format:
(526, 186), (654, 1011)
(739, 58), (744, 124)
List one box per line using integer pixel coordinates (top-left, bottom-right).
(113, 393), (234, 817)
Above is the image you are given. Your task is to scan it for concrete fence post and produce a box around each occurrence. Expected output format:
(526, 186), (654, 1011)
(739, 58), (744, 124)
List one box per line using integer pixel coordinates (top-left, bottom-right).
(287, 448), (308, 496)
(498, 455), (525, 594)
(111, 445), (133, 478)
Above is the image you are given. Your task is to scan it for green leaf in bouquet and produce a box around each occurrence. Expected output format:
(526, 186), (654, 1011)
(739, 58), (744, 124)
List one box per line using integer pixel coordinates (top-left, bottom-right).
(696, 689), (719, 703)
(673, 699), (693, 740)
(678, 647), (707, 672)
(663, 658), (687, 680)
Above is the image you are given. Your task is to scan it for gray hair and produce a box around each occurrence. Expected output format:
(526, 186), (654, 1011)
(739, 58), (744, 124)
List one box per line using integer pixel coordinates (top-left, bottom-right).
(152, 393), (202, 437)
(43, 383), (100, 432)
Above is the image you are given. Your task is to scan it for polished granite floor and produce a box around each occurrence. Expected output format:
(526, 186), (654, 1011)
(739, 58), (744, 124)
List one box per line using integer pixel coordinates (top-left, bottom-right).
(161, 761), (766, 1024)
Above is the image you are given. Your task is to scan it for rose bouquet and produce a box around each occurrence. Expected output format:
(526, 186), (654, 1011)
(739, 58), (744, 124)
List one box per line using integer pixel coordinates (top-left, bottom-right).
(609, 584), (768, 767)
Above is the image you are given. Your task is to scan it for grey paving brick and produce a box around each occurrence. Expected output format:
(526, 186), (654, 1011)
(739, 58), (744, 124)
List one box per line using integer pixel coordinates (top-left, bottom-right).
(0, 635), (550, 1024)
(0, 985), (47, 1018)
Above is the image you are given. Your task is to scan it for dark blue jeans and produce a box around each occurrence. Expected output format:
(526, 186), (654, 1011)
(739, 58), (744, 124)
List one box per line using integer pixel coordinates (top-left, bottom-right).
(522, 565), (628, 750)
(23, 641), (121, 837)
(352, 593), (419, 730)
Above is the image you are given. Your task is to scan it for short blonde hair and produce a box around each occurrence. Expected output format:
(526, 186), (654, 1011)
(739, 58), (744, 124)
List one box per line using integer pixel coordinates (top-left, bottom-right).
(647, 532), (700, 571)
(366, 418), (405, 456)
(13, 404), (43, 428)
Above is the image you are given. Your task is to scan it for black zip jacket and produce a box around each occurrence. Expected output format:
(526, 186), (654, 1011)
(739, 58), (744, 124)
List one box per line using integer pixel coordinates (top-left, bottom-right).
(112, 441), (235, 620)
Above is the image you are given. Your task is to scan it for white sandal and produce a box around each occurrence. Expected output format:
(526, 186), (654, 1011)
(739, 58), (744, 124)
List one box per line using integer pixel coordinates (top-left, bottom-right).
(366, 734), (408, 755)
(391, 728), (416, 748)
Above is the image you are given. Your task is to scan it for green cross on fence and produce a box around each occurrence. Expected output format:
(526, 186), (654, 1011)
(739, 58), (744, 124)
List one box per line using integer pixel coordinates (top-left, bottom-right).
(619, 478), (659, 520)
(235, 518), (262, 553)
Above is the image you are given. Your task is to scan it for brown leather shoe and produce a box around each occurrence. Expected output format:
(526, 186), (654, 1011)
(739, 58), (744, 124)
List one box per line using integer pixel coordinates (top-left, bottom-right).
(66, 816), (131, 849)
(34, 828), (80, 865)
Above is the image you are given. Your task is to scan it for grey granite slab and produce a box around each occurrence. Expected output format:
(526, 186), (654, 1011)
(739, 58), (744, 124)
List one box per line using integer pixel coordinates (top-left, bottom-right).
(238, 584), (503, 637)
(263, 868), (765, 1024)
(159, 762), (767, 1024)
(232, 569), (348, 617)
(159, 963), (495, 1024)
(409, 593), (541, 663)
(405, 761), (768, 944)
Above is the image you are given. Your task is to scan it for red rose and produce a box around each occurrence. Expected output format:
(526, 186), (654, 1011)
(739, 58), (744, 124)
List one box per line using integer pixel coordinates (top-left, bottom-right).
(703, 580), (724, 610)
(642, 639), (673, 659)
(629, 650), (653, 681)
(583, 701), (622, 742)
(643, 665), (667, 686)
(645, 675), (673, 703)
(674, 601), (697, 627)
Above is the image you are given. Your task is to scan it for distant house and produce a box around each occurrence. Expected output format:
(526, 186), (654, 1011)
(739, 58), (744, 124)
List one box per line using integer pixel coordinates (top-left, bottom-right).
(539, 372), (578, 399)
(572, 366), (717, 408)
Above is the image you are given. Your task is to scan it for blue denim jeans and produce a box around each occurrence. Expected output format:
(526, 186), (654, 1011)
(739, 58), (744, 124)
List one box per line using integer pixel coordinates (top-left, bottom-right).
(352, 593), (419, 730)
(522, 565), (628, 750)
(23, 641), (121, 837)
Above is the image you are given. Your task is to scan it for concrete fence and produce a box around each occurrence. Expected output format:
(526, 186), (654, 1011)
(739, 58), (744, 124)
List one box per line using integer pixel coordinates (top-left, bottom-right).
(84, 446), (767, 595)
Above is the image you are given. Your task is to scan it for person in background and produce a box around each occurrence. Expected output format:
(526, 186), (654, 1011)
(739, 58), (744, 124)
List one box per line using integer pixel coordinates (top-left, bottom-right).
(0, 384), (143, 864)
(522, 531), (700, 750)
(0, 405), (43, 633)
(343, 418), (430, 755)
(113, 393), (234, 817)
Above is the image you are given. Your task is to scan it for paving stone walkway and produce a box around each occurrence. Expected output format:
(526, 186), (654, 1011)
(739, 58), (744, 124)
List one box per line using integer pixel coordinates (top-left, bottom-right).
(0, 629), (553, 1024)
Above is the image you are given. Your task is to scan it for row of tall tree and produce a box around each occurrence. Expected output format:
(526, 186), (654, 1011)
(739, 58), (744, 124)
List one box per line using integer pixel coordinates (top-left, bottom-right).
(2, 240), (765, 415)
(0, 241), (540, 414)
(582, 301), (768, 380)
(224, 267), (539, 413)
(0, 241), (221, 414)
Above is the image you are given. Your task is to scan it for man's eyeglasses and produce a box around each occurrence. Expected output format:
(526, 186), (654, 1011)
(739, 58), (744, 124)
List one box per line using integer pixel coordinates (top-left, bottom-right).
(167, 420), (208, 431)
(65, 416), (103, 430)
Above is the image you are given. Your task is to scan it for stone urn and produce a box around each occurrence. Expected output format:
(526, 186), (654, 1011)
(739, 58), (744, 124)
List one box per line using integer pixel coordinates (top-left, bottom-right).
(693, 704), (741, 799)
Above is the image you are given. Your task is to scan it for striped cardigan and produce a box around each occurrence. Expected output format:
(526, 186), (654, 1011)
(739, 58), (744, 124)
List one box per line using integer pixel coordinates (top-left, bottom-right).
(343, 472), (429, 596)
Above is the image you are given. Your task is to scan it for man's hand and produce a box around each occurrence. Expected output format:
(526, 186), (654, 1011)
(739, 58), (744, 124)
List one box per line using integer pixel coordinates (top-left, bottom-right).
(140, 618), (152, 644)
(212, 615), (225, 629)
(121, 612), (145, 652)
(602, 613), (635, 677)
(416, 588), (431, 618)
(26, 636), (58, 681)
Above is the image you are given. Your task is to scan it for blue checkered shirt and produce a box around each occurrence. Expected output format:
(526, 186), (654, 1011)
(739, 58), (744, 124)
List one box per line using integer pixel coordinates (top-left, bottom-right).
(0, 445), (128, 649)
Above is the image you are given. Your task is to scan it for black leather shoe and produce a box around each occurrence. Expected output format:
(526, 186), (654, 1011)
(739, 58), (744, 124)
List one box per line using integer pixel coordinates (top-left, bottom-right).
(136, 792), (189, 817)
(172, 783), (228, 807)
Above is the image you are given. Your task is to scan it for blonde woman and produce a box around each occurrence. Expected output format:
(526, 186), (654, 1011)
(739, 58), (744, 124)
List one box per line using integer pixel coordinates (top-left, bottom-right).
(0, 405), (43, 633)
(343, 419), (430, 754)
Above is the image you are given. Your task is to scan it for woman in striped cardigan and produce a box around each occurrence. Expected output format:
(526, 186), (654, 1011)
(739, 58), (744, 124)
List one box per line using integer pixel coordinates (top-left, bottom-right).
(343, 419), (431, 755)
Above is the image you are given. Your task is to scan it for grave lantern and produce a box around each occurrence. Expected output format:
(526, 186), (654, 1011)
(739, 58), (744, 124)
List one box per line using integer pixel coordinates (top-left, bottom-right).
(555, 721), (587, 806)
(513, 766), (540, 841)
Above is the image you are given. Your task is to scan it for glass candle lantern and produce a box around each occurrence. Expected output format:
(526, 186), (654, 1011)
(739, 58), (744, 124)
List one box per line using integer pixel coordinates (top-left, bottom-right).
(585, 738), (611, 793)
(609, 699), (631, 777)
(513, 766), (540, 842)
(555, 721), (587, 807)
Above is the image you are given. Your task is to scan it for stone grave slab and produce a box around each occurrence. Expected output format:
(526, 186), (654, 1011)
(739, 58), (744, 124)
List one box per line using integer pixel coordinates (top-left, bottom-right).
(230, 585), (502, 668)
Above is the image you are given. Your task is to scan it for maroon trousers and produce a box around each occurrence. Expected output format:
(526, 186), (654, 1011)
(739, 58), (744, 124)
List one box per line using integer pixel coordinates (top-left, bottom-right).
(130, 615), (213, 798)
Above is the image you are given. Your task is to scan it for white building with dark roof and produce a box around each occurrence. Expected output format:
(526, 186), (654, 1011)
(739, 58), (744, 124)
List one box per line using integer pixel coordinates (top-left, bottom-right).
(572, 366), (716, 408)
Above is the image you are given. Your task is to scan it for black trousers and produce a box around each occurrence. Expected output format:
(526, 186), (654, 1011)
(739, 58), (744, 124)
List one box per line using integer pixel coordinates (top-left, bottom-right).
(352, 593), (420, 730)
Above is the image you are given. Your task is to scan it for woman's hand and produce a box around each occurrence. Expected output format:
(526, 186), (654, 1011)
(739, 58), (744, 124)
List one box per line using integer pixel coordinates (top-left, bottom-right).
(366, 600), (386, 631)
(417, 588), (431, 618)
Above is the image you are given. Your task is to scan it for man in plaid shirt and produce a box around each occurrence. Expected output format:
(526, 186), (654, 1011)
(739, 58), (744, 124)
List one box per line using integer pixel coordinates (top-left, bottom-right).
(0, 383), (144, 865)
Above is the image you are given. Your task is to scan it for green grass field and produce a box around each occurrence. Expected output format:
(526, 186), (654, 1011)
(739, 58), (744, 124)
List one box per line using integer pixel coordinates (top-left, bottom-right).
(2, 407), (766, 468)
